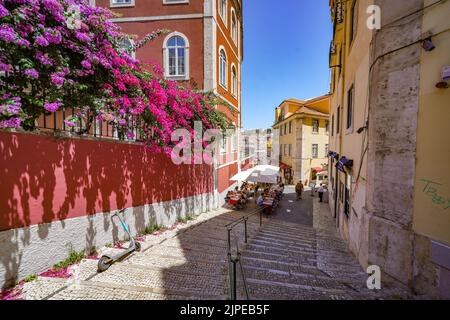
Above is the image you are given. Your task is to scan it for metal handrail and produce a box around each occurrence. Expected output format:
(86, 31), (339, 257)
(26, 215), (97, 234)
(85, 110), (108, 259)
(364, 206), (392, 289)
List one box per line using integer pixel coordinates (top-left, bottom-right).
(226, 206), (264, 300)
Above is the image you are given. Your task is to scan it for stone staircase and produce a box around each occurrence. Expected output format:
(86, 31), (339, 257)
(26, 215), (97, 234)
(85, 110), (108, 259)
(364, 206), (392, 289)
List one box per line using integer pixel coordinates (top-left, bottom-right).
(235, 210), (413, 300)
(22, 207), (263, 300)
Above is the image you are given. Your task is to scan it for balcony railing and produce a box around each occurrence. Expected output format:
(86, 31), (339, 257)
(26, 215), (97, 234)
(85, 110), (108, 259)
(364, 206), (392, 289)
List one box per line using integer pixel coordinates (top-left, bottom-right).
(36, 108), (145, 143)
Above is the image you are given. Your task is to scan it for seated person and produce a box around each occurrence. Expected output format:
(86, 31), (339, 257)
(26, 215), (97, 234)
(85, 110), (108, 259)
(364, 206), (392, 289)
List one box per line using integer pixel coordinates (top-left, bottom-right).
(256, 194), (264, 206)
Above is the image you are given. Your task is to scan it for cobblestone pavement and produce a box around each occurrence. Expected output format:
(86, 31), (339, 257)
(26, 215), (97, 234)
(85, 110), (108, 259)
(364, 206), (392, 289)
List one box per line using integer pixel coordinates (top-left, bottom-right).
(22, 206), (264, 300)
(237, 186), (413, 300)
(22, 187), (413, 300)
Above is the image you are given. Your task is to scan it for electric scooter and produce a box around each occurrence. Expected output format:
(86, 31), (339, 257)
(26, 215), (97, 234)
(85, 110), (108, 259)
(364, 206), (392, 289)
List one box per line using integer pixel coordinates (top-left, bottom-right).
(97, 209), (141, 272)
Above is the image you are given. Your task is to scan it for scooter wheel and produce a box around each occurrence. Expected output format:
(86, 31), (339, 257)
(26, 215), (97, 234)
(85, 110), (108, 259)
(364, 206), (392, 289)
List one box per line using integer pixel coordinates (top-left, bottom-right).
(135, 241), (141, 252)
(97, 255), (113, 273)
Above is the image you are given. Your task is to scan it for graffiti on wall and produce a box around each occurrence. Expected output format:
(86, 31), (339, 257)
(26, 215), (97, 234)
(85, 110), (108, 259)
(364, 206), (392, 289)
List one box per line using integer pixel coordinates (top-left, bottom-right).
(420, 179), (450, 211)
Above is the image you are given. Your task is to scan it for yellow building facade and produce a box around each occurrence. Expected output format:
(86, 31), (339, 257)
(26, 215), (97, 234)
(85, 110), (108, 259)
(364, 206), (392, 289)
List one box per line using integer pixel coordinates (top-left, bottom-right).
(273, 96), (330, 185)
(328, 0), (450, 298)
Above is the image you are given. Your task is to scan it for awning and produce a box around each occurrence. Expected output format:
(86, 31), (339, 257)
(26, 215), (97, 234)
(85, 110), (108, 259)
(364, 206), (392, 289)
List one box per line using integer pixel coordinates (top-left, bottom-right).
(312, 167), (324, 172)
(280, 162), (292, 170)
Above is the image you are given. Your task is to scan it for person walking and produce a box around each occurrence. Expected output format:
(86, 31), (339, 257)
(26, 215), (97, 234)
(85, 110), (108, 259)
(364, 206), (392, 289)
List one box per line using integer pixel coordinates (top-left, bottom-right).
(295, 181), (304, 200)
(318, 184), (325, 202)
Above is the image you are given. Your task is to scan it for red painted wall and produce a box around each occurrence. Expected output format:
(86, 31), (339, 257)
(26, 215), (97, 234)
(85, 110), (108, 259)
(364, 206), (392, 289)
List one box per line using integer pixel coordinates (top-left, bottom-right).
(218, 162), (238, 193)
(0, 132), (213, 232)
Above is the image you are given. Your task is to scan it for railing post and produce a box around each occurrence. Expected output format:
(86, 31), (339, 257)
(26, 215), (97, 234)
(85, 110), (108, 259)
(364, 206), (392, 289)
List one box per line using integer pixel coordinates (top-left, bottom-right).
(244, 218), (248, 244)
(231, 256), (237, 300)
(227, 228), (231, 252)
(259, 210), (262, 227)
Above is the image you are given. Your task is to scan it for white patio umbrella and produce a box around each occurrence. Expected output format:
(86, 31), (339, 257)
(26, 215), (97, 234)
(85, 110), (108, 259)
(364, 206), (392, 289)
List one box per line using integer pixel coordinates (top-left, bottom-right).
(246, 166), (280, 184)
(229, 170), (253, 182)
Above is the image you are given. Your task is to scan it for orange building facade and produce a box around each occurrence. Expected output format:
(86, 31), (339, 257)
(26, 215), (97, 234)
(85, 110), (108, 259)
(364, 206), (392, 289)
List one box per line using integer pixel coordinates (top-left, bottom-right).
(93, 0), (243, 203)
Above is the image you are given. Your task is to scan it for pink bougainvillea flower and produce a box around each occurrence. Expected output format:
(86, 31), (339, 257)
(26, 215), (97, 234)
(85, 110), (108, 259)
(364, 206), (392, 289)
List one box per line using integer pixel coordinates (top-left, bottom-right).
(35, 35), (49, 47)
(44, 101), (62, 113)
(24, 69), (39, 79)
(0, 4), (9, 19)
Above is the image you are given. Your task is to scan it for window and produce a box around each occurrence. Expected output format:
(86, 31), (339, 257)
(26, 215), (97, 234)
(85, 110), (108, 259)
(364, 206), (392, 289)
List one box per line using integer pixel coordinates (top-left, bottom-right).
(220, 134), (227, 154)
(289, 121), (292, 134)
(231, 65), (237, 96)
(312, 119), (319, 133)
(163, 0), (189, 4)
(337, 106), (341, 134)
(163, 33), (189, 79)
(110, 0), (134, 7)
(284, 124), (287, 135)
(325, 120), (329, 134)
(344, 174), (351, 217)
(119, 38), (135, 58)
(312, 144), (318, 159)
(219, 49), (227, 88)
(280, 144), (283, 156)
(331, 115), (334, 136)
(289, 144), (292, 157)
(347, 85), (354, 131)
(219, 0), (227, 26)
(325, 144), (329, 157)
(231, 131), (237, 152)
(231, 10), (237, 43)
(350, 0), (358, 43)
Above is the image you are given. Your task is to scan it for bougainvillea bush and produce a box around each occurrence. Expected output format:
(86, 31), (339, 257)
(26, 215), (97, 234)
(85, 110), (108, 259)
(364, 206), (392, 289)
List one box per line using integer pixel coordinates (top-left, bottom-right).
(0, 0), (228, 155)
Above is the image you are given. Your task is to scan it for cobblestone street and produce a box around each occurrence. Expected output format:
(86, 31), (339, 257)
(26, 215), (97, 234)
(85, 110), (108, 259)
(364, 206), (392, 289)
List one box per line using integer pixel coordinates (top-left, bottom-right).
(22, 187), (412, 300)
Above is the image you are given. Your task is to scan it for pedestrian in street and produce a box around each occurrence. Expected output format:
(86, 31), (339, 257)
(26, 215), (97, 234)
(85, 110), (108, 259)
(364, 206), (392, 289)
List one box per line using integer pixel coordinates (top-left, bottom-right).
(318, 184), (325, 202)
(295, 181), (304, 200)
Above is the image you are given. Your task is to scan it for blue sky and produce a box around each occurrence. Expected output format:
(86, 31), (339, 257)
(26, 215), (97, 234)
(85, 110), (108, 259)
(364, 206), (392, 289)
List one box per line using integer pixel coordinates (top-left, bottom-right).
(241, 0), (333, 130)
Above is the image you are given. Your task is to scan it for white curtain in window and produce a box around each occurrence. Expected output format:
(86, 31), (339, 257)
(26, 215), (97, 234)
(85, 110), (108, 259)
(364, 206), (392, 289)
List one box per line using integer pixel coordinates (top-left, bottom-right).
(167, 36), (186, 76)
(219, 49), (227, 87)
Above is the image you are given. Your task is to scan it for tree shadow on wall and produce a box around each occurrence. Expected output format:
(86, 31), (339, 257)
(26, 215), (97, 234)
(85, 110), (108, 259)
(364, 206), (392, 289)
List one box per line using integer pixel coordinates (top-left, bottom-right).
(0, 131), (213, 288)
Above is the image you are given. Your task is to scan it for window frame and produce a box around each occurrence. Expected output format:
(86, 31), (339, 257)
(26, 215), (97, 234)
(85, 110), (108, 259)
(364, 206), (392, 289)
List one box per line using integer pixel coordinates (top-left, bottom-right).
(163, 32), (190, 80)
(231, 64), (237, 97)
(346, 84), (354, 133)
(219, 47), (228, 89)
(312, 119), (319, 134)
(337, 106), (341, 134)
(349, 0), (358, 46)
(163, 0), (189, 4)
(231, 8), (238, 45)
(110, 0), (135, 8)
(219, 0), (228, 28)
(312, 144), (319, 159)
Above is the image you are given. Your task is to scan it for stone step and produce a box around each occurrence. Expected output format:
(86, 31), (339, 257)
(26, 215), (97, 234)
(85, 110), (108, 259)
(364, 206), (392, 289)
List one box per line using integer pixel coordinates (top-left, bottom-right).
(124, 252), (225, 275)
(240, 256), (324, 277)
(257, 231), (317, 245)
(252, 234), (316, 249)
(77, 259), (226, 296)
(242, 277), (352, 300)
(22, 276), (225, 300)
(143, 245), (227, 263)
(240, 250), (316, 266)
(240, 267), (351, 292)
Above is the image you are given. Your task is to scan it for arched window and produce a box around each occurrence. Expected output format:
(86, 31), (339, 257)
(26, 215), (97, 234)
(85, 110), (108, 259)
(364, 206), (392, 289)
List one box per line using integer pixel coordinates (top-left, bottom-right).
(163, 32), (189, 79)
(231, 9), (237, 43)
(219, 49), (227, 88)
(219, 0), (227, 26)
(231, 65), (237, 96)
(119, 37), (135, 58)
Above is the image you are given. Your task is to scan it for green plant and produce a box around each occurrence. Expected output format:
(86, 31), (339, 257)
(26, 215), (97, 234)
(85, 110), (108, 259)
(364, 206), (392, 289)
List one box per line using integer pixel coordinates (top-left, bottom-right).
(141, 223), (166, 235)
(23, 274), (38, 283)
(53, 249), (86, 270)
